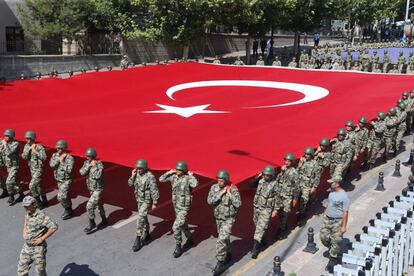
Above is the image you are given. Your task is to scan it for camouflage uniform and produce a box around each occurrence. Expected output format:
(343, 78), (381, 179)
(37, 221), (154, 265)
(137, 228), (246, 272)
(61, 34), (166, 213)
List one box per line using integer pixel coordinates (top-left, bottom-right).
(354, 122), (369, 164)
(80, 160), (105, 220)
(17, 209), (58, 276)
(383, 52), (391, 73)
(330, 134), (353, 179)
(367, 116), (387, 166)
(0, 140), (21, 194)
(297, 155), (320, 216)
(384, 111), (398, 157)
(274, 166), (299, 232)
(398, 53), (406, 73)
(159, 172), (198, 245)
(49, 153), (74, 209)
(395, 105), (407, 150)
(128, 170), (159, 240)
(207, 184), (241, 262)
(22, 143), (47, 198)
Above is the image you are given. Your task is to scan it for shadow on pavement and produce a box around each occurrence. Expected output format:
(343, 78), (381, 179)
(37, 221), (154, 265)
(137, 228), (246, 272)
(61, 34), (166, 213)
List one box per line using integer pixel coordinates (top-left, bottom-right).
(59, 262), (99, 276)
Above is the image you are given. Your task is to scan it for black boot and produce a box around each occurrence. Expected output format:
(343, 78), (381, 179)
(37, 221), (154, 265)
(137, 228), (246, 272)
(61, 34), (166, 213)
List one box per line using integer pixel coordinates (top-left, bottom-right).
(325, 256), (339, 271)
(323, 250), (330, 258)
(84, 219), (96, 234)
(251, 240), (260, 259)
(12, 192), (24, 205)
(173, 244), (183, 258)
(144, 231), (151, 242)
(183, 236), (194, 250)
(298, 212), (306, 227)
(0, 189), (8, 199)
(132, 236), (142, 252)
(7, 194), (14, 205)
(212, 260), (226, 276)
(34, 197), (44, 209)
(41, 194), (49, 207)
(61, 207), (74, 220)
(97, 216), (108, 228)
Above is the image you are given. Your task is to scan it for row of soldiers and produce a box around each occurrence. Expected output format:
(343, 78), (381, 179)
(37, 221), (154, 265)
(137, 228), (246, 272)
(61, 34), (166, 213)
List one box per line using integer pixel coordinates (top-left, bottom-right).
(2, 89), (414, 275)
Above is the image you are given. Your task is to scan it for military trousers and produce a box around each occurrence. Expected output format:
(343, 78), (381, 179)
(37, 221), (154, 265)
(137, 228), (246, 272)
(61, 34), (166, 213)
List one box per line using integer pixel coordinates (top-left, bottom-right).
(299, 185), (312, 215)
(367, 139), (383, 165)
(6, 166), (21, 194)
(215, 217), (235, 262)
(29, 167), (44, 198)
(330, 163), (346, 180)
(173, 207), (192, 245)
(87, 190), (105, 220)
(136, 201), (150, 239)
(17, 243), (47, 276)
(320, 217), (343, 258)
(253, 207), (272, 242)
(395, 124), (407, 150)
(57, 180), (72, 209)
(275, 195), (292, 231)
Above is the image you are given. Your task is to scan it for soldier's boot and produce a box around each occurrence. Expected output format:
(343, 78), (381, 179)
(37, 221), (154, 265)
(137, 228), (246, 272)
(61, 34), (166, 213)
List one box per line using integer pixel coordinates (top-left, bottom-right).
(173, 244), (183, 258)
(61, 207), (74, 220)
(0, 189), (8, 199)
(41, 194), (49, 208)
(84, 219), (96, 234)
(382, 154), (387, 163)
(225, 252), (232, 262)
(298, 212), (307, 227)
(251, 240), (260, 259)
(325, 256), (339, 271)
(182, 236), (194, 250)
(132, 236), (142, 252)
(212, 260), (226, 276)
(323, 250), (330, 258)
(34, 196), (44, 209)
(12, 192), (24, 205)
(144, 230), (151, 242)
(7, 194), (15, 205)
(97, 215), (108, 228)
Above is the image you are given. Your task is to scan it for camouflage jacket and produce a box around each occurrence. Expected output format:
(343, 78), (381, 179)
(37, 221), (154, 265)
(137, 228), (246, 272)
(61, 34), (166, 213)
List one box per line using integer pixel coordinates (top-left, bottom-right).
(128, 171), (159, 204)
(331, 139), (353, 165)
(0, 140), (20, 168)
(383, 54), (391, 63)
(80, 160), (104, 191)
(25, 208), (58, 246)
(297, 158), (320, 188)
(49, 153), (74, 181)
(275, 166), (299, 199)
(354, 126), (369, 150)
(207, 184), (241, 220)
(253, 178), (277, 210)
(315, 149), (331, 169)
(22, 143), (47, 170)
(346, 130), (358, 157)
(369, 120), (386, 141)
(396, 109), (407, 128)
(384, 116), (398, 137)
(159, 172), (198, 209)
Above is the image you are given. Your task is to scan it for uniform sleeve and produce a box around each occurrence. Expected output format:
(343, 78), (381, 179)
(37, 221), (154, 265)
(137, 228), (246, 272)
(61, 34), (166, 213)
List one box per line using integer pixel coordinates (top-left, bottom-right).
(188, 175), (198, 188)
(21, 143), (30, 160)
(49, 153), (59, 169)
(149, 175), (160, 202)
(127, 175), (135, 187)
(292, 170), (300, 199)
(37, 145), (47, 161)
(79, 161), (90, 176)
(207, 185), (221, 206)
(231, 188), (242, 209)
(310, 163), (320, 188)
(159, 172), (173, 183)
(42, 213), (58, 230)
(65, 155), (74, 174)
(91, 162), (104, 179)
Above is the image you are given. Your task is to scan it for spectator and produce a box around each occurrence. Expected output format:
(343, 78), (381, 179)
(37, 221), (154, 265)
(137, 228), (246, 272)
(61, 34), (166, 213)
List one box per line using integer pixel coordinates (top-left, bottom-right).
(253, 39), (259, 57)
(313, 32), (320, 47)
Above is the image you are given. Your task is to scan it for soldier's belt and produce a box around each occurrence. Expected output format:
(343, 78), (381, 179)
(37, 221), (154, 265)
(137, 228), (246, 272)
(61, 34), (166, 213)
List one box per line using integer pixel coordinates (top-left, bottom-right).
(326, 216), (342, 220)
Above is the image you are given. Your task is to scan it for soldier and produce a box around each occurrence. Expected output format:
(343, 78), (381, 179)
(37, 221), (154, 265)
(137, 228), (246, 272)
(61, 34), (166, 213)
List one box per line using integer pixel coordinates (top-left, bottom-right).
(250, 165), (277, 259)
(397, 51), (406, 73)
(233, 56), (244, 66)
(388, 64), (399, 74)
(159, 161), (198, 258)
(320, 176), (350, 271)
(330, 129), (353, 180)
(367, 112), (387, 169)
(128, 159), (159, 252)
(297, 147), (320, 225)
(256, 55), (265, 66)
(372, 62), (382, 73)
(17, 196), (58, 276)
(409, 52), (414, 67)
(383, 107), (399, 160)
(273, 153), (299, 238)
(213, 56), (221, 64)
(345, 50), (352, 70)
(208, 170), (241, 275)
(49, 139), (74, 220)
(354, 117), (370, 168)
(120, 55), (129, 68)
(272, 56), (282, 66)
(350, 61), (361, 71)
(360, 50), (370, 71)
(395, 102), (407, 152)
(80, 148), (107, 235)
(382, 50), (391, 73)
(288, 58), (297, 68)
(315, 138), (331, 173)
(22, 131), (48, 208)
(344, 121), (358, 165)
(1, 128), (23, 205)
(407, 91), (414, 133)
(372, 50), (379, 65)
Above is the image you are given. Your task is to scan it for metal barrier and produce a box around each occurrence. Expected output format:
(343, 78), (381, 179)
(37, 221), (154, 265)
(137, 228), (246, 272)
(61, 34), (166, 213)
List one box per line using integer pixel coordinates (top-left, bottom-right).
(330, 186), (414, 276)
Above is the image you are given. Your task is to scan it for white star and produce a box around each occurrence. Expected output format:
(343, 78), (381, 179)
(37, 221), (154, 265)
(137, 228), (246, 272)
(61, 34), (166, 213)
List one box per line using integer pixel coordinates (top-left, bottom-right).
(144, 104), (229, 118)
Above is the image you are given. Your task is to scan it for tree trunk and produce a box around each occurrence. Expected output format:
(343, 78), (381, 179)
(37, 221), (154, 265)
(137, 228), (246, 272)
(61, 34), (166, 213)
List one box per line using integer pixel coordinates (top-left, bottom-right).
(246, 36), (252, 65)
(293, 31), (300, 60)
(182, 45), (190, 60)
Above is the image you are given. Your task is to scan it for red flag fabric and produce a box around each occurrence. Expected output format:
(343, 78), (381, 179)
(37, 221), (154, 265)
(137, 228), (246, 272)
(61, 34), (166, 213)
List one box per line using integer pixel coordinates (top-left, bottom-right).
(0, 62), (412, 183)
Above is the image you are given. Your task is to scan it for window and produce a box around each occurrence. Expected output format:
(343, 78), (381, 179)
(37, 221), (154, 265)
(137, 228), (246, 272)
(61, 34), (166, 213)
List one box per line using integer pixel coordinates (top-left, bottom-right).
(6, 26), (24, 52)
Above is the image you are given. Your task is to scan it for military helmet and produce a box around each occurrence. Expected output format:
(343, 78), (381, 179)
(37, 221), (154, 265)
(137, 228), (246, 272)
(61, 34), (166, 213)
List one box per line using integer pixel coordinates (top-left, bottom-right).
(4, 128), (15, 138)
(403, 92), (409, 98)
(320, 138), (330, 146)
(85, 148), (97, 158)
(176, 161), (188, 171)
(359, 116), (367, 124)
(262, 165), (275, 176)
(135, 159), (148, 170)
(399, 102), (406, 110)
(378, 112), (386, 119)
(216, 170), (230, 182)
(284, 153), (295, 161)
(304, 147), (315, 156)
(345, 121), (354, 128)
(24, 130), (36, 140)
(55, 139), (68, 150)
(397, 98), (403, 104)
(384, 50), (388, 54)
(389, 107), (397, 115)
(337, 128), (347, 136)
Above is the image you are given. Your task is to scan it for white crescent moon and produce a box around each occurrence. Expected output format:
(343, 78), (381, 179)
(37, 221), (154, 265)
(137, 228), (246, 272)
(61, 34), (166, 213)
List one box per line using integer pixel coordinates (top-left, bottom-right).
(166, 80), (329, 108)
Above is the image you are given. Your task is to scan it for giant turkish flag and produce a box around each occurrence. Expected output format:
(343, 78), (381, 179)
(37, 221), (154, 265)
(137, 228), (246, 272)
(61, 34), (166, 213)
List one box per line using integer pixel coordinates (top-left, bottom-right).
(0, 63), (412, 183)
